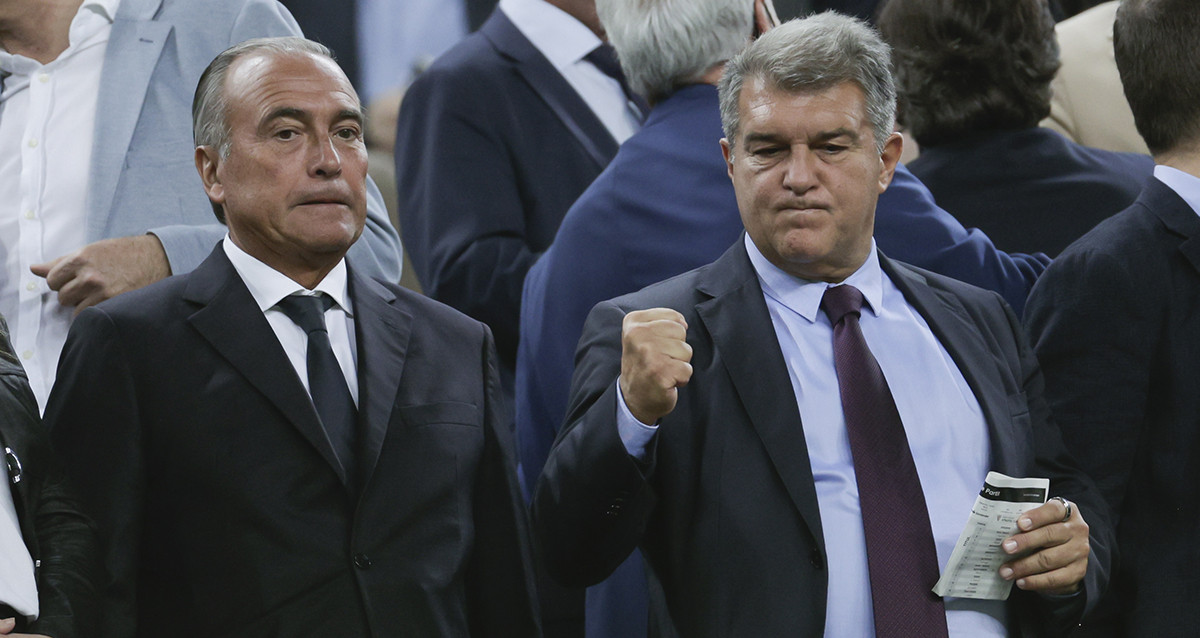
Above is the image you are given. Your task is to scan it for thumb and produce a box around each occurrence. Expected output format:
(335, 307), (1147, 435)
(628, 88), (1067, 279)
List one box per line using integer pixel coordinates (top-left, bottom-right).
(0, 616), (16, 633)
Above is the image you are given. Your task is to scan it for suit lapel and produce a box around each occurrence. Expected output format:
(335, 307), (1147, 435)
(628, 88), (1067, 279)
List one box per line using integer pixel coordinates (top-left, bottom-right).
(1144, 179), (1200, 278)
(694, 242), (827, 550)
(481, 10), (619, 170)
(184, 248), (349, 484)
(87, 0), (171, 237)
(347, 269), (412, 493)
(881, 256), (1022, 473)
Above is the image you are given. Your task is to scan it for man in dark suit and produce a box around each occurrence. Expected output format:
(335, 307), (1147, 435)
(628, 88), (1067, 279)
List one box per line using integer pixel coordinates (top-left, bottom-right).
(45, 37), (538, 637)
(394, 0), (642, 378)
(533, 14), (1112, 637)
(879, 0), (1153, 257)
(0, 315), (99, 636)
(1024, 0), (1200, 634)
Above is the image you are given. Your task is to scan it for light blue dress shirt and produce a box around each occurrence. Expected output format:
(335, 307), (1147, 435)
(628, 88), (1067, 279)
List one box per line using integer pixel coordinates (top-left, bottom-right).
(617, 235), (1008, 637)
(1153, 164), (1200, 218)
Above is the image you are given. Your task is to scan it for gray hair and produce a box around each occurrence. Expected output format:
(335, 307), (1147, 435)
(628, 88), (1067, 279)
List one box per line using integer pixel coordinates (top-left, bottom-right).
(192, 37), (335, 159)
(718, 12), (897, 152)
(596, 0), (753, 105)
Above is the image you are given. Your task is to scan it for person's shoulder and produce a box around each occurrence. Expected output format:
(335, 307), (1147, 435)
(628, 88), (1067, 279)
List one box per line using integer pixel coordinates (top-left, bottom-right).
(888, 257), (1007, 311)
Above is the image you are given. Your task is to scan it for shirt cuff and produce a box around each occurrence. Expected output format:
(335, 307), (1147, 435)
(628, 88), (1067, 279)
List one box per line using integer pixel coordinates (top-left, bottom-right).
(615, 378), (659, 461)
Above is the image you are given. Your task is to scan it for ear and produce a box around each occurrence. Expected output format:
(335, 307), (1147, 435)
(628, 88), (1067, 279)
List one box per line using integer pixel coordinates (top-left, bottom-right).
(753, 0), (779, 37)
(720, 138), (735, 180)
(877, 132), (903, 193)
(195, 146), (226, 207)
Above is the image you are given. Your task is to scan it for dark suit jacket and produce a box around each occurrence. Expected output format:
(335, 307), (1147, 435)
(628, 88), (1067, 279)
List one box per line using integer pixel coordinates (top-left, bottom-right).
(909, 128), (1154, 256)
(394, 8), (617, 368)
(0, 322), (99, 637)
(44, 246), (539, 638)
(532, 240), (1113, 637)
(1024, 178), (1200, 637)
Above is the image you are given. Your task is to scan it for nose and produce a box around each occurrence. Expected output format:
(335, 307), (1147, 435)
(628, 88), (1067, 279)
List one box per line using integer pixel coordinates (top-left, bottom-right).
(309, 134), (342, 178)
(780, 148), (817, 194)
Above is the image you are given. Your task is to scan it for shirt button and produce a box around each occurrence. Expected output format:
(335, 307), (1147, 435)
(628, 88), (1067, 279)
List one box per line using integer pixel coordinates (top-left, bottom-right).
(38, 73), (49, 83)
(27, 138), (38, 148)
(353, 553), (372, 570)
(21, 351), (33, 361)
(24, 210), (35, 220)
(25, 282), (36, 291)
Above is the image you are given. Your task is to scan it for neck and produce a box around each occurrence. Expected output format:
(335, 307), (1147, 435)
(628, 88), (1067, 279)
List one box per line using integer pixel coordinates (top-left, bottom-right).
(0, 0), (84, 63)
(1157, 145), (1200, 179)
(698, 62), (725, 87)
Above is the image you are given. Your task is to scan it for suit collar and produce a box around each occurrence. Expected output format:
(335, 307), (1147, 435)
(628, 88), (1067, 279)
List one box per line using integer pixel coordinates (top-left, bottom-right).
(86, 0), (168, 234)
(693, 240), (827, 552)
(880, 256), (1024, 474)
(1140, 177), (1200, 277)
(182, 247), (361, 486)
(480, 9), (618, 168)
(346, 268), (411, 495)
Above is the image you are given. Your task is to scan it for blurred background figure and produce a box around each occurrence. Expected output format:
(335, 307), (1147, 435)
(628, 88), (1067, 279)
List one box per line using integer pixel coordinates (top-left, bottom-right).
(0, 315), (99, 637)
(1026, 0), (1200, 634)
(1041, 0), (1149, 155)
(880, 0), (1153, 257)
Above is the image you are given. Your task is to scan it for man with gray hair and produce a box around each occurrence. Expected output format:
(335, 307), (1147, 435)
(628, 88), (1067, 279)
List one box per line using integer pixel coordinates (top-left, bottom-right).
(533, 13), (1111, 637)
(46, 36), (538, 637)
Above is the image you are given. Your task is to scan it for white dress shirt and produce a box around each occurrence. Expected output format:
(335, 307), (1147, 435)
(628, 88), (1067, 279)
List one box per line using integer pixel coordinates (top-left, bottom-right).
(1153, 164), (1200, 218)
(618, 235), (1007, 637)
(0, 0), (121, 411)
(0, 463), (37, 621)
(499, 0), (641, 143)
(222, 238), (359, 405)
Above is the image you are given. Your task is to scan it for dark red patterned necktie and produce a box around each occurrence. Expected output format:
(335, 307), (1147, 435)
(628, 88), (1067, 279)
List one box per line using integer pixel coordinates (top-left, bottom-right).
(820, 284), (949, 638)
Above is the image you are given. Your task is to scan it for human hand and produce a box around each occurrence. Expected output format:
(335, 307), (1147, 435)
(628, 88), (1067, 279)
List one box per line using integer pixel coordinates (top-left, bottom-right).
(30, 234), (171, 312)
(0, 616), (50, 636)
(999, 497), (1089, 594)
(619, 308), (693, 425)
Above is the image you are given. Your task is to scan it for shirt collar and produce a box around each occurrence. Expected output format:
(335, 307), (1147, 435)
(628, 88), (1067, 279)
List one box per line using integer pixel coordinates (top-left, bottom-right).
(0, 0), (119, 75)
(1154, 164), (1200, 220)
(222, 236), (353, 317)
(744, 233), (884, 324)
(499, 0), (601, 71)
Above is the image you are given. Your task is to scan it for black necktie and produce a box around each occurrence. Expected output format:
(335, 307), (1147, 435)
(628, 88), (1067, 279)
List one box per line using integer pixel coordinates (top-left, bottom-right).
(584, 43), (650, 118)
(820, 284), (949, 638)
(276, 293), (357, 480)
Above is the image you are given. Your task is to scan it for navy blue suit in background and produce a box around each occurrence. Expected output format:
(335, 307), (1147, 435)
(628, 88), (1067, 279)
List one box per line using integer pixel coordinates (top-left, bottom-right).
(395, 8), (617, 371)
(1025, 178), (1200, 636)
(909, 128), (1154, 256)
(516, 83), (1051, 638)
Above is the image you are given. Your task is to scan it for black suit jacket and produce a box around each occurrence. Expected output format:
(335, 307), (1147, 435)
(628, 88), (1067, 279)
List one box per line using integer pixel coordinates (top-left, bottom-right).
(0, 320), (99, 637)
(533, 240), (1113, 637)
(45, 246), (539, 638)
(1025, 178), (1200, 637)
(394, 8), (618, 367)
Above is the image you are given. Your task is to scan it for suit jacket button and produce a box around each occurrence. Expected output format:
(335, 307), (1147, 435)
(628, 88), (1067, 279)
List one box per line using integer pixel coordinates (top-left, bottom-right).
(354, 553), (372, 570)
(809, 549), (824, 570)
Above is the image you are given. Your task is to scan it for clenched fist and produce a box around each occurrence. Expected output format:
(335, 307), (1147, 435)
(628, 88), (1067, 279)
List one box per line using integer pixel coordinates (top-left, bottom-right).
(619, 308), (693, 425)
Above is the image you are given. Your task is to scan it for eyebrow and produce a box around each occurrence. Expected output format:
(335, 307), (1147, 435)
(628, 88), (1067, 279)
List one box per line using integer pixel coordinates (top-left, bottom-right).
(263, 106), (364, 126)
(741, 127), (861, 146)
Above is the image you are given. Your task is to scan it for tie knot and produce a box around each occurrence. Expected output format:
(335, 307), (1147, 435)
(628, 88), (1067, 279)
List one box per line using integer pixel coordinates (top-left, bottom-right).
(820, 284), (865, 326)
(276, 293), (335, 335)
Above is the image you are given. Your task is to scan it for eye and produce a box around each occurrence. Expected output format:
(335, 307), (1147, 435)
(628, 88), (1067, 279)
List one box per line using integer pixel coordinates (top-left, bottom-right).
(275, 129), (298, 141)
(750, 146), (784, 158)
(819, 143), (848, 155)
(335, 126), (362, 141)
